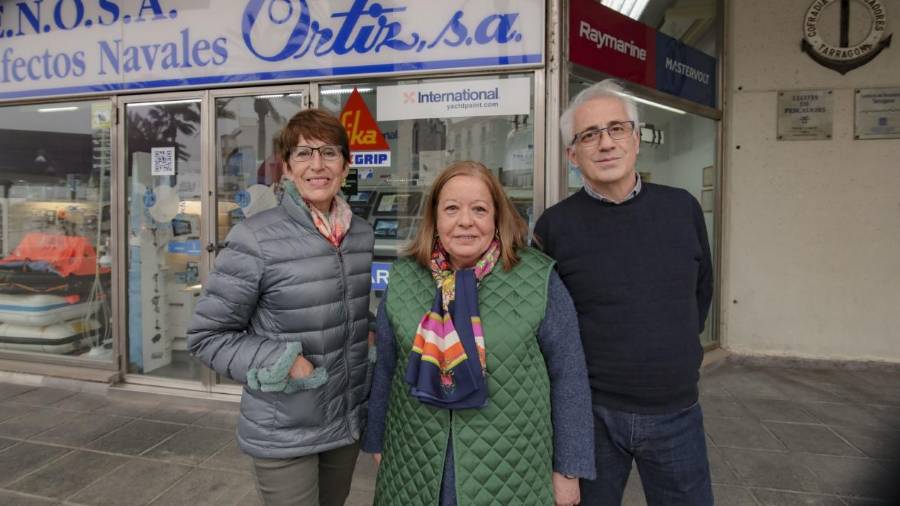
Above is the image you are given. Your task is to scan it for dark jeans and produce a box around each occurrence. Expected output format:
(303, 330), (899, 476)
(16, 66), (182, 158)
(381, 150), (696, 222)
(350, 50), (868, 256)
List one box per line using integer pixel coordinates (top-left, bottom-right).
(580, 402), (713, 506)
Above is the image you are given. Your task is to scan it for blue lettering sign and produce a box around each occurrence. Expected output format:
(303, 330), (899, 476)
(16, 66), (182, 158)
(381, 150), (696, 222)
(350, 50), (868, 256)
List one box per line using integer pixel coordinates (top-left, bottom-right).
(371, 261), (391, 290)
(168, 240), (202, 256)
(655, 32), (716, 108)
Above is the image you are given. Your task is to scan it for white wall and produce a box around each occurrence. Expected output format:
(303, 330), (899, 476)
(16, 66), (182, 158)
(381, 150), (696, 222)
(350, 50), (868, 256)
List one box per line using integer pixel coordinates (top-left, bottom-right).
(723, 0), (900, 362)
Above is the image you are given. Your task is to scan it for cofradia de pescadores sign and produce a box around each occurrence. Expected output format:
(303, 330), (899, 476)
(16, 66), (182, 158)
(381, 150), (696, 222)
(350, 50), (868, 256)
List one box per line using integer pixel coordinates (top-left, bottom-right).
(801, 0), (892, 74)
(0, 0), (544, 101)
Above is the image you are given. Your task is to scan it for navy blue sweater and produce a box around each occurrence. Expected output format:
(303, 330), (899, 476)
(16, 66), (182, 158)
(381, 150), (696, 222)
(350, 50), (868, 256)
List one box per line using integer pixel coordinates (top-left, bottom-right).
(534, 183), (713, 414)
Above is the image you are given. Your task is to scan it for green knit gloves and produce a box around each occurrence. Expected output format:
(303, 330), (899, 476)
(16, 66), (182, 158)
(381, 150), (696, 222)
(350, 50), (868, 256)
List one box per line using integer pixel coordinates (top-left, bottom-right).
(247, 342), (329, 394)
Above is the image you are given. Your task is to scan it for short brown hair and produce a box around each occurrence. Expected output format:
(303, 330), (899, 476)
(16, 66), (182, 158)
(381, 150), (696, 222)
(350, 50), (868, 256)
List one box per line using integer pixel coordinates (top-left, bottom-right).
(405, 161), (527, 271)
(279, 109), (350, 163)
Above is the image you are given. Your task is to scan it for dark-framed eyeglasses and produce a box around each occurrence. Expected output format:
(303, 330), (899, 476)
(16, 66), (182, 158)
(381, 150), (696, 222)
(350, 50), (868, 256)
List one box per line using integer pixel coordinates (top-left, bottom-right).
(289, 145), (342, 162)
(571, 121), (636, 147)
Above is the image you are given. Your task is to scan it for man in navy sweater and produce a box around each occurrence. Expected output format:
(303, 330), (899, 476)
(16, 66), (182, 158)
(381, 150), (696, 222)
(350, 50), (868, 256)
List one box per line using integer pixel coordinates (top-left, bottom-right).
(534, 79), (714, 505)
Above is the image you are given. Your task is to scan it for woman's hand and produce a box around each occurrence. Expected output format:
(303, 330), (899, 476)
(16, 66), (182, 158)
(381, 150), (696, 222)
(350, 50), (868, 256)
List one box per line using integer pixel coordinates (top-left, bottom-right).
(552, 472), (580, 506)
(372, 453), (382, 467)
(288, 355), (315, 379)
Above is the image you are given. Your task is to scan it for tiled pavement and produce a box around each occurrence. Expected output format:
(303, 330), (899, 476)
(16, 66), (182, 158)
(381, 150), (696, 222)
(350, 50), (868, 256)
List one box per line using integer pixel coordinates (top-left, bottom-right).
(0, 359), (898, 505)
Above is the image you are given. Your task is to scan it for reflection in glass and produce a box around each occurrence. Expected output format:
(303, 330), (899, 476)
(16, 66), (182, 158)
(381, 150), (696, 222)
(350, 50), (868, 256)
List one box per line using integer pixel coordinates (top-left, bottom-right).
(566, 75), (718, 345)
(0, 101), (113, 360)
(125, 99), (204, 380)
(213, 93), (304, 386)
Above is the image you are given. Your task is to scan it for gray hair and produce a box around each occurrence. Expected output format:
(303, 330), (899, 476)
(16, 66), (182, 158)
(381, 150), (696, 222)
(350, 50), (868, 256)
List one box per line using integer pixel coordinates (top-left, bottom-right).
(560, 79), (640, 145)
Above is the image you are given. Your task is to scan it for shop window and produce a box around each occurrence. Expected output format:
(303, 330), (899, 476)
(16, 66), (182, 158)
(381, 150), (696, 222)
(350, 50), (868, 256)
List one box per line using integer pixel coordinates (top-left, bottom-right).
(566, 76), (718, 346)
(0, 100), (113, 361)
(319, 74), (535, 305)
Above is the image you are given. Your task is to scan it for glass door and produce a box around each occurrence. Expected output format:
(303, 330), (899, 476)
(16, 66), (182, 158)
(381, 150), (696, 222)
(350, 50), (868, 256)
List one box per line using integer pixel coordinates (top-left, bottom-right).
(122, 93), (206, 386)
(208, 86), (307, 390)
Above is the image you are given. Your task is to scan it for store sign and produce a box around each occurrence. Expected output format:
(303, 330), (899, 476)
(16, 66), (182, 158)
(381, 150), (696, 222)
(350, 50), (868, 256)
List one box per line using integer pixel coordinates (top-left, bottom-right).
(777, 90), (833, 141)
(341, 88), (391, 167)
(0, 0), (544, 101)
(569, 0), (656, 88)
(801, 0), (892, 75)
(376, 77), (531, 121)
(855, 87), (900, 140)
(371, 261), (391, 290)
(568, 0), (717, 109)
(656, 33), (716, 108)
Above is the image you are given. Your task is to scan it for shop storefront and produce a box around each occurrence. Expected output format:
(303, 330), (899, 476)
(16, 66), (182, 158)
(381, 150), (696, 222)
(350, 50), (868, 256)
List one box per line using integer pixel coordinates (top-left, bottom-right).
(0, 0), (722, 395)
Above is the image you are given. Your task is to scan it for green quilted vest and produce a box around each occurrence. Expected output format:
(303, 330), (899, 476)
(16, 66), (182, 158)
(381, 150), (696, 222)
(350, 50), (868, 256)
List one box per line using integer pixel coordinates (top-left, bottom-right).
(375, 248), (555, 506)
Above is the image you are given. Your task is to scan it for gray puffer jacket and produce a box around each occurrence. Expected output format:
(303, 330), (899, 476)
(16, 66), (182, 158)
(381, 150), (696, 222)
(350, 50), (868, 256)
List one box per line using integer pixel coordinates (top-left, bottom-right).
(187, 193), (374, 459)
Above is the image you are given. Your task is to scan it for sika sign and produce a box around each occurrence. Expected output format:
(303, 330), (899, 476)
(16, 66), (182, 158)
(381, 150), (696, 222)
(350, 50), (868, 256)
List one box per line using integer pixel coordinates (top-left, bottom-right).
(340, 88), (391, 168)
(569, 0), (717, 108)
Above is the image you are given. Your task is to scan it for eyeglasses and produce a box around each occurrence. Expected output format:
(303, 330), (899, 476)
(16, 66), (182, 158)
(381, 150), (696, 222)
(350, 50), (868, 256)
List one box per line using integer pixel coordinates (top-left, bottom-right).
(289, 145), (342, 162)
(571, 121), (635, 147)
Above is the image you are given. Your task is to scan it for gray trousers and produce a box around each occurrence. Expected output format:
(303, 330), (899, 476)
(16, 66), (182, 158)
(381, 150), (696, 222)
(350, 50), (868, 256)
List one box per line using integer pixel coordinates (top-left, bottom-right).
(252, 442), (360, 506)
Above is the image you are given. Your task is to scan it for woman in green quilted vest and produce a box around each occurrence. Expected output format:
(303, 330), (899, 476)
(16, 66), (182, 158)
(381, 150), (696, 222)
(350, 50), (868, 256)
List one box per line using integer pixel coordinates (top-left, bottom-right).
(362, 161), (595, 505)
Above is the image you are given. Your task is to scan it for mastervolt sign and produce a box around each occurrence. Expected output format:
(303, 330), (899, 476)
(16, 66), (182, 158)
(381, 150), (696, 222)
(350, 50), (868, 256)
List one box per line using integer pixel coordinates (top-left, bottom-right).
(0, 0), (544, 101)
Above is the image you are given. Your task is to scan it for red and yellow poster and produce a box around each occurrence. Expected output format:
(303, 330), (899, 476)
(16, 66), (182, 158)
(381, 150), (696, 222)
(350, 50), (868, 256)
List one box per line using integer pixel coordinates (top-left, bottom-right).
(340, 88), (392, 167)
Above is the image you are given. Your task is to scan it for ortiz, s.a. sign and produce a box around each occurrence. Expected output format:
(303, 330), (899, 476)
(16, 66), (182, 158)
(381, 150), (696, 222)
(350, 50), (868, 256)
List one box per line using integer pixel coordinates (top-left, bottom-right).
(0, 0), (544, 101)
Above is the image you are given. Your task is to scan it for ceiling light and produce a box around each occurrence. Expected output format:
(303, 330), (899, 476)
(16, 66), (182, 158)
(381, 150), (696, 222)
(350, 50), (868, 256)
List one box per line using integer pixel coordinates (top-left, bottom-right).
(320, 87), (373, 96)
(602, 0), (650, 20)
(37, 106), (79, 112)
(254, 94), (285, 99)
(129, 99), (201, 107)
(614, 90), (686, 115)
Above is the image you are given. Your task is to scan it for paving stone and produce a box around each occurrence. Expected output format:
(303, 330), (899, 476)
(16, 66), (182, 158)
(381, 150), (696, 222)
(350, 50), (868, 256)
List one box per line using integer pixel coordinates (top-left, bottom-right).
(148, 467), (257, 506)
(704, 416), (787, 450)
(87, 419), (185, 456)
(831, 425), (900, 460)
(0, 437), (17, 452)
(621, 469), (646, 506)
(0, 401), (37, 423)
(345, 486), (374, 506)
(797, 454), (895, 499)
(700, 395), (755, 418)
(0, 490), (57, 505)
(30, 413), (132, 447)
(142, 425), (232, 465)
(0, 383), (35, 402)
(0, 442), (70, 487)
(192, 410), (239, 430)
(352, 453), (377, 492)
(751, 488), (845, 505)
(712, 484), (757, 506)
(7, 449), (128, 499)
(54, 392), (110, 413)
(198, 440), (253, 474)
(720, 448), (829, 493)
(141, 405), (209, 425)
(0, 406), (72, 439)
(708, 445), (741, 485)
(10, 388), (79, 407)
(764, 422), (863, 456)
(93, 399), (159, 418)
(68, 458), (191, 506)
(739, 398), (819, 423)
(800, 402), (894, 430)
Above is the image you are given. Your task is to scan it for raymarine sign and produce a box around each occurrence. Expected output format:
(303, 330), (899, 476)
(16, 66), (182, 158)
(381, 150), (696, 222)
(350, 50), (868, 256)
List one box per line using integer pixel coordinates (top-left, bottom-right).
(376, 77), (531, 121)
(0, 0), (544, 101)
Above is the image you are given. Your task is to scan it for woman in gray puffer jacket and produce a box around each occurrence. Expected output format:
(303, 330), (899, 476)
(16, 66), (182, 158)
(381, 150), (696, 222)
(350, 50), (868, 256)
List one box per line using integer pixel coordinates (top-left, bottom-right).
(188, 109), (374, 506)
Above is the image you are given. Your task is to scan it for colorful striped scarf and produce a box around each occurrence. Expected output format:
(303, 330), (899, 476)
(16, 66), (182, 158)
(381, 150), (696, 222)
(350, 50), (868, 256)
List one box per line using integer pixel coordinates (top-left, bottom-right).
(282, 180), (353, 247)
(404, 240), (500, 409)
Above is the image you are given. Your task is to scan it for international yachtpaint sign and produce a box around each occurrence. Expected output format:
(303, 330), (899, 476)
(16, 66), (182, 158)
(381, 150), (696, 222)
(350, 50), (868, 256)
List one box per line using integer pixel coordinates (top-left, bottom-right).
(375, 77), (531, 121)
(0, 0), (544, 102)
(568, 0), (717, 109)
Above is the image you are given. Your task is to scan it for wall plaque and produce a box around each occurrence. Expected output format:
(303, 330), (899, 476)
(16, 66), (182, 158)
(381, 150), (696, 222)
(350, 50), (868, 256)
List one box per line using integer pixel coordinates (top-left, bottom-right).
(777, 90), (833, 141)
(855, 87), (900, 139)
